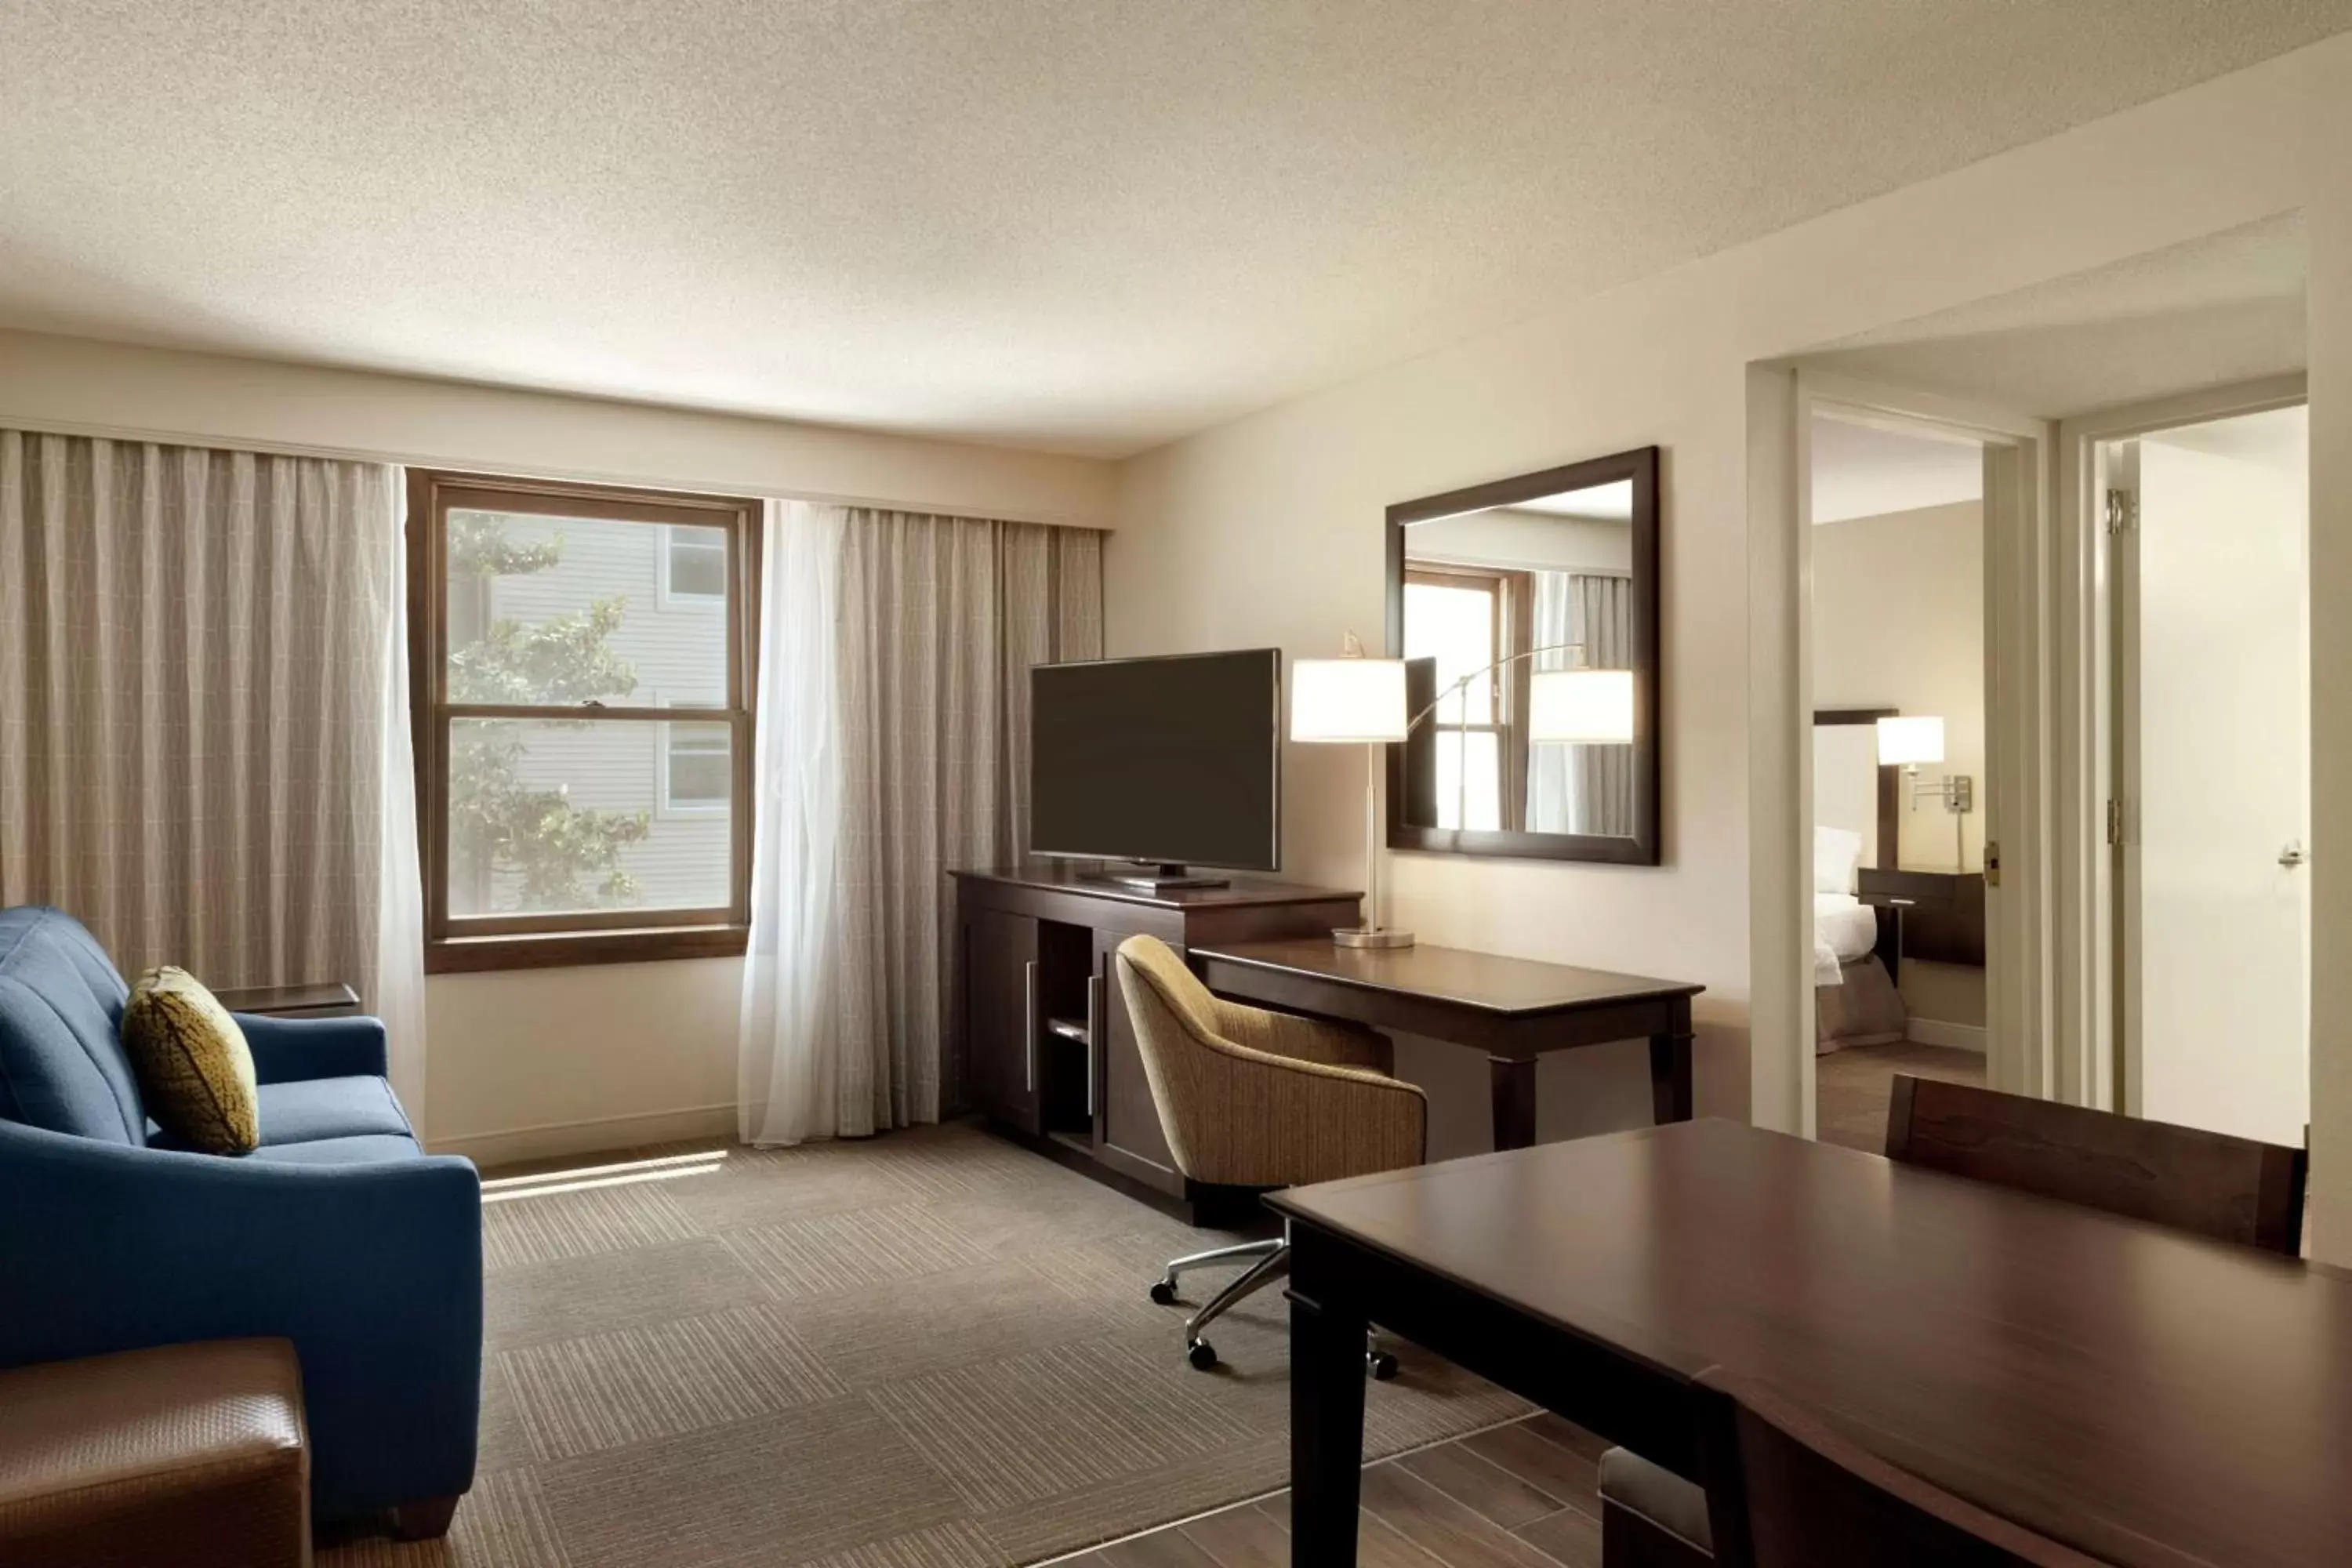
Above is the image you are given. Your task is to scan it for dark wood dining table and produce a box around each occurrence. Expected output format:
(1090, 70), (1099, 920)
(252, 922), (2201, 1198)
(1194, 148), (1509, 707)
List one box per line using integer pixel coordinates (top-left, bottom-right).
(1270, 1118), (2352, 1568)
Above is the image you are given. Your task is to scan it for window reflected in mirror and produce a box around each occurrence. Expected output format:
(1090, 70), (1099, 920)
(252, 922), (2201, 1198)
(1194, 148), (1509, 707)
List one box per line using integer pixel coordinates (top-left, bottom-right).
(1397, 477), (1638, 839)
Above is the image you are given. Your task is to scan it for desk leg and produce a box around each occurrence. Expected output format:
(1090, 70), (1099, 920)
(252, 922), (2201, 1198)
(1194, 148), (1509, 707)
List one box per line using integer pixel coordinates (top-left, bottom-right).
(1490, 1056), (1538, 1151)
(1289, 1285), (1367, 1568)
(1649, 997), (1694, 1124)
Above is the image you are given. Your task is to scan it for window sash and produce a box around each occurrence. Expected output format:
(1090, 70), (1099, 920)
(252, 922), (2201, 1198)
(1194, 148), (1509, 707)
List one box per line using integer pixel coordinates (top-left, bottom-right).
(662, 524), (730, 601)
(408, 471), (761, 968)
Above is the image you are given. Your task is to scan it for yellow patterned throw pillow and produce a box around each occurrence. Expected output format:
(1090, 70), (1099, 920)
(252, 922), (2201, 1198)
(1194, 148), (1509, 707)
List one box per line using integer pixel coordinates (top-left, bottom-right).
(121, 967), (260, 1155)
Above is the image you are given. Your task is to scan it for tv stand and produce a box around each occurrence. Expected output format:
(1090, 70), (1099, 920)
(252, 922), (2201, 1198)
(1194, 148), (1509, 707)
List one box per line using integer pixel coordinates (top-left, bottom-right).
(1085, 862), (1229, 894)
(949, 864), (1360, 1223)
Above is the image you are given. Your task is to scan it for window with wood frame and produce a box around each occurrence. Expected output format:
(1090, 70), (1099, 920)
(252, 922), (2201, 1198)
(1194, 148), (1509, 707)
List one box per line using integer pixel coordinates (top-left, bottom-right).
(1402, 563), (1534, 831)
(407, 470), (760, 971)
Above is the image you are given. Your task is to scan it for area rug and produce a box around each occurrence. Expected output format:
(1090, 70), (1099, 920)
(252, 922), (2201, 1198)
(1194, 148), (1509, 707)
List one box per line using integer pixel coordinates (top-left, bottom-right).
(321, 1120), (1531, 1568)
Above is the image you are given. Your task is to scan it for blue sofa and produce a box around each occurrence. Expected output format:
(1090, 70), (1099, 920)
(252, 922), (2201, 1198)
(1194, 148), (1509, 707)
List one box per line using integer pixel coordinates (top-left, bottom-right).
(0, 906), (481, 1534)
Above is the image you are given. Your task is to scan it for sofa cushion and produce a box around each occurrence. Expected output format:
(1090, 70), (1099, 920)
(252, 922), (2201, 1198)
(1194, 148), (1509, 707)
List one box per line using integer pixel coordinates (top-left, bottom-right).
(251, 1076), (413, 1146)
(0, 908), (143, 1143)
(151, 1076), (412, 1153)
(121, 968), (260, 1156)
(243, 1134), (423, 1166)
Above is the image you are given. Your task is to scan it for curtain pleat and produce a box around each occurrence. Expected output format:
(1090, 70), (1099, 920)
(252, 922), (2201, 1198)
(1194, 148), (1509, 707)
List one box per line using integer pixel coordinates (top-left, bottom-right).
(739, 503), (1104, 1145)
(0, 431), (406, 1011)
(1570, 572), (1636, 837)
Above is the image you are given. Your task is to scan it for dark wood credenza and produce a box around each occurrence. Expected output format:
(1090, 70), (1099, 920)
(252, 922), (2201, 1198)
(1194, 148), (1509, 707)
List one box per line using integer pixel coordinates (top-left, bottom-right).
(949, 865), (1359, 1223)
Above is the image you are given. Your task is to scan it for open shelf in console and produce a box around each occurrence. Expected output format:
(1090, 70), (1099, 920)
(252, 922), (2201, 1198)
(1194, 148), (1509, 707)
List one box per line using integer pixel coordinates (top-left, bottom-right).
(1034, 920), (1098, 1143)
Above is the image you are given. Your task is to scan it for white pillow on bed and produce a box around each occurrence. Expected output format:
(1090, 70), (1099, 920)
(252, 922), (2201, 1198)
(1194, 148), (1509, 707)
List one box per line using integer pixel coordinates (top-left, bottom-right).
(1813, 825), (1863, 895)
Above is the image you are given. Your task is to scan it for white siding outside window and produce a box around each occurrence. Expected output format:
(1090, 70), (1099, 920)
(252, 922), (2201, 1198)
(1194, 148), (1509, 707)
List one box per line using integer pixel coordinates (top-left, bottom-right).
(482, 519), (732, 908)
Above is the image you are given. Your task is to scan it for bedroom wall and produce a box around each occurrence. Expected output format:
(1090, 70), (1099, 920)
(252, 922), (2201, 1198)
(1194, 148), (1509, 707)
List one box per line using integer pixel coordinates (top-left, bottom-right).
(0, 329), (1119, 1159)
(1811, 501), (1985, 874)
(1106, 35), (2352, 1248)
(1810, 499), (1988, 1045)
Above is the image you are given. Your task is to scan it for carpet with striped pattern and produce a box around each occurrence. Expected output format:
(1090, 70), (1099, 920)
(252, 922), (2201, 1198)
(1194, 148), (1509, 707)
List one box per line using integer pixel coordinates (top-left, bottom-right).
(321, 1121), (1530, 1567)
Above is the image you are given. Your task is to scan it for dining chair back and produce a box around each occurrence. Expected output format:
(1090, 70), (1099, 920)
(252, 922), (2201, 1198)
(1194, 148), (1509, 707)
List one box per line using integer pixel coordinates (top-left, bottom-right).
(1886, 1074), (2306, 1256)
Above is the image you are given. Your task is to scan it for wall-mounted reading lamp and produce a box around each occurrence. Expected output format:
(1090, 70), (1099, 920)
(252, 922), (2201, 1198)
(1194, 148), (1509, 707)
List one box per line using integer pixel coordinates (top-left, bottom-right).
(1875, 714), (1971, 870)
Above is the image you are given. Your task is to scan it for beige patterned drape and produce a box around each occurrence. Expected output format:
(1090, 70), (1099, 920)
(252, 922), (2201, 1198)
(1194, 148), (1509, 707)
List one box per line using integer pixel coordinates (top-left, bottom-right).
(0, 430), (401, 998)
(739, 503), (1103, 1144)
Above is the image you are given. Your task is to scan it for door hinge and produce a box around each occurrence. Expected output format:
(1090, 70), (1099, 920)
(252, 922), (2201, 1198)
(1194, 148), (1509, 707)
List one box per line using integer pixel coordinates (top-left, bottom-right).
(1984, 839), (2002, 887)
(2104, 488), (2137, 535)
(2105, 798), (2125, 847)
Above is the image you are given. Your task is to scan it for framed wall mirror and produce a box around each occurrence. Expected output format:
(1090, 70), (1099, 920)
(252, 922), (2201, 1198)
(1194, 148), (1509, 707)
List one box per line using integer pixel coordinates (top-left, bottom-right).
(1385, 445), (1660, 865)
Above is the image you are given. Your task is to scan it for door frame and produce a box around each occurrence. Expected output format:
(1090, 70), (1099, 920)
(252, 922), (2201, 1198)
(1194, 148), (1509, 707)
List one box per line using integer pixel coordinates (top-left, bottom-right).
(2053, 373), (2310, 1115)
(1765, 369), (2054, 1135)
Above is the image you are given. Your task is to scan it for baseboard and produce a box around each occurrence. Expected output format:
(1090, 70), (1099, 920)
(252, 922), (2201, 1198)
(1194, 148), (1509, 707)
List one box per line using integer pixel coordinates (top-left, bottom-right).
(1904, 1018), (1987, 1052)
(428, 1103), (736, 1167)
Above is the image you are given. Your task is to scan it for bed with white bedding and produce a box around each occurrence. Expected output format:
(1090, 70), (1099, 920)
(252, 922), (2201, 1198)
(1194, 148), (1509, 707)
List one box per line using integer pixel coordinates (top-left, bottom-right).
(1813, 891), (1878, 985)
(1811, 791), (1907, 1051)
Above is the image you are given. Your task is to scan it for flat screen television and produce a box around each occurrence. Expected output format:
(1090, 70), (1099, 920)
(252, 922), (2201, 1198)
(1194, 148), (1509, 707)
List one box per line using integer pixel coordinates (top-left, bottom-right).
(1029, 649), (1281, 887)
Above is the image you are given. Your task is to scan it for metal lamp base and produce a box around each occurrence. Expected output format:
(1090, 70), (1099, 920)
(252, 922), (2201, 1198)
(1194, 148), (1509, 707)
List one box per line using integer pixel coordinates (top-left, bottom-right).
(1333, 926), (1416, 949)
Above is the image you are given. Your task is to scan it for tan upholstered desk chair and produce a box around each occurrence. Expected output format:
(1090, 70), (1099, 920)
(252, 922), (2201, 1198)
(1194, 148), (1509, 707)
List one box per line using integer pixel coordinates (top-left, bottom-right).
(1114, 934), (1426, 1374)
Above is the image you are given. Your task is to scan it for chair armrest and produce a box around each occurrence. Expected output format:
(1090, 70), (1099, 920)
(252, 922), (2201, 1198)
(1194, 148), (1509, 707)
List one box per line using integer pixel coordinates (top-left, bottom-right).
(234, 1012), (389, 1083)
(1157, 1034), (1427, 1187)
(1212, 1000), (1394, 1074)
(0, 1121), (481, 1515)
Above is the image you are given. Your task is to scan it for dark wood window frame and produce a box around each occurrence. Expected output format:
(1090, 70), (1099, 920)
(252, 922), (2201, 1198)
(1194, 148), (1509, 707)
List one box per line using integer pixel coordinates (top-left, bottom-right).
(407, 470), (762, 973)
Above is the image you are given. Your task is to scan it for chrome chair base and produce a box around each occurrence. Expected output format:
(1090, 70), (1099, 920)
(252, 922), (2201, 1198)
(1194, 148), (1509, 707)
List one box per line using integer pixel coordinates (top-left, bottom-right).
(1151, 1240), (1399, 1379)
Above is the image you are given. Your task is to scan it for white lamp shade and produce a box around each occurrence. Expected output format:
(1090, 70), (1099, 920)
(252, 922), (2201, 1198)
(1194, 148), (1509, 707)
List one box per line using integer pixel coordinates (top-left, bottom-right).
(1530, 668), (1635, 743)
(1875, 714), (1945, 766)
(1290, 657), (1408, 743)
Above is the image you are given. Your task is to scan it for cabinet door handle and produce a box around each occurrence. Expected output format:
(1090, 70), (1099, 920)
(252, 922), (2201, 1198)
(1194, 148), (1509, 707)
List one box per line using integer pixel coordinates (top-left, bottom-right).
(1084, 975), (1101, 1118)
(1023, 959), (1039, 1095)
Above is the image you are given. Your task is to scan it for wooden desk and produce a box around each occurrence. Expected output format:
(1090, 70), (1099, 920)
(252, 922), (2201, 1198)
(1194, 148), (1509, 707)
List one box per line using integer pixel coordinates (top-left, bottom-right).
(1193, 939), (1702, 1149)
(1270, 1119), (2352, 1568)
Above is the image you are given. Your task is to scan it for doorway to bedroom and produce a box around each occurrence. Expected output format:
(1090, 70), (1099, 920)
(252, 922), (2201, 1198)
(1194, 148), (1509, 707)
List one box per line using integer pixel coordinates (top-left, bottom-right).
(1807, 411), (1993, 1151)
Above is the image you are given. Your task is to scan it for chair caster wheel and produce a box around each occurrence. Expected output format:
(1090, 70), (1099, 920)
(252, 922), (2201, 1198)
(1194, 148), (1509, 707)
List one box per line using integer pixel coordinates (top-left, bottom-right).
(1149, 1279), (1179, 1306)
(1367, 1350), (1400, 1381)
(1187, 1339), (1219, 1370)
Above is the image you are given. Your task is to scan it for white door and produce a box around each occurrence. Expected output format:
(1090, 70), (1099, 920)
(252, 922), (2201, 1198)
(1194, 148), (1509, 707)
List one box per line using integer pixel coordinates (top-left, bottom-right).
(2120, 406), (2309, 1145)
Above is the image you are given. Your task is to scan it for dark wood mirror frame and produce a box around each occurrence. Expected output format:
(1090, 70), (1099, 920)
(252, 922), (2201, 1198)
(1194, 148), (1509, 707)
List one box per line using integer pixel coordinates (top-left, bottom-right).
(1384, 445), (1661, 866)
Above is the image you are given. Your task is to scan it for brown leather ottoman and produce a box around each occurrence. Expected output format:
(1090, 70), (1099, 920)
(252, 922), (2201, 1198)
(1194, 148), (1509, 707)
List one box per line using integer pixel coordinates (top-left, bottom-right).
(0, 1338), (310, 1568)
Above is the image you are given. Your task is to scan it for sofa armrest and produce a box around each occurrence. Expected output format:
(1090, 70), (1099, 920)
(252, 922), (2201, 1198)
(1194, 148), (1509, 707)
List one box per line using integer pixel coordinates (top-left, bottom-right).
(234, 1012), (389, 1083)
(0, 1120), (481, 1519)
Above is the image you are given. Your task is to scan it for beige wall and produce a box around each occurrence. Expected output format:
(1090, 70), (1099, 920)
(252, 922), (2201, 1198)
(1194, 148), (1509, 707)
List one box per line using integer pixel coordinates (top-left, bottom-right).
(0, 329), (1116, 1161)
(424, 960), (742, 1164)
(0, 330), (1116, 529)
(1108, 38), (2352, 1251)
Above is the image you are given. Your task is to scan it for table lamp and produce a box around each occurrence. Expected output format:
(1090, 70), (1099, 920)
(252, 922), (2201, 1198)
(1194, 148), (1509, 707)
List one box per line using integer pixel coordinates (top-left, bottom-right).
(1291, 634), (1635, 948)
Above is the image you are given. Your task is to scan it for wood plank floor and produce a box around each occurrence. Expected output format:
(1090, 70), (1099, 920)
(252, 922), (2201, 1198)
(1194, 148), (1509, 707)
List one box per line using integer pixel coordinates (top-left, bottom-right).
(1816, 1039), (1985, 1153)
(1050, 1410), (1607, 1568)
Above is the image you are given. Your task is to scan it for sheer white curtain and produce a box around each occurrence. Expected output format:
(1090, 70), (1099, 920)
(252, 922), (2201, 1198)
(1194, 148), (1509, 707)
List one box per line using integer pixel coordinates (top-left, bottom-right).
(739, 501), (1103, 1145)
(1526, 571), (1577, 831)
(0, 430), (428, 1120)
(1526, 569), (1634, 837)
(1569, 572), (1636, 837)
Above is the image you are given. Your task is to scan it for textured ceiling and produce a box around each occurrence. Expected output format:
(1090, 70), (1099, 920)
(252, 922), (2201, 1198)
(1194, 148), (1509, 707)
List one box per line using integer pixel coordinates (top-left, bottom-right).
(2, 3), (2347, 456)
(1797, 214), (2308, 419)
